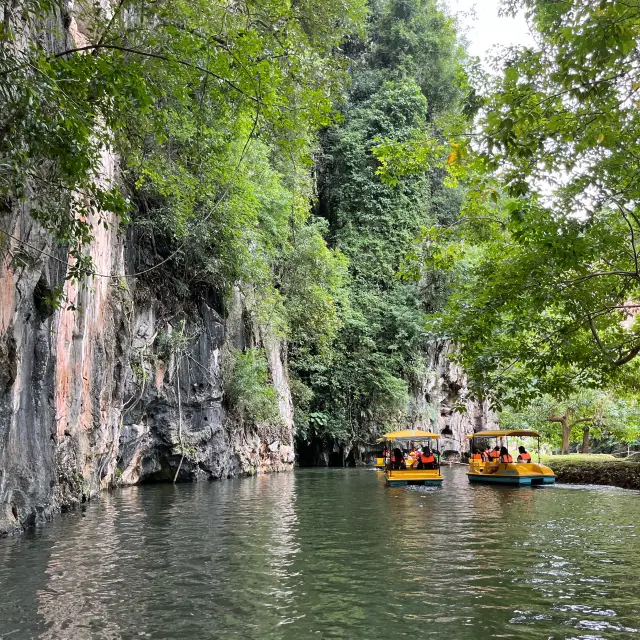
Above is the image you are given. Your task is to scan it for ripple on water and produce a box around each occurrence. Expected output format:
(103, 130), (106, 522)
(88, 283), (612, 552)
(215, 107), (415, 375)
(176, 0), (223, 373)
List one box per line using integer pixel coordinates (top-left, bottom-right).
(0, 467), (640, 639)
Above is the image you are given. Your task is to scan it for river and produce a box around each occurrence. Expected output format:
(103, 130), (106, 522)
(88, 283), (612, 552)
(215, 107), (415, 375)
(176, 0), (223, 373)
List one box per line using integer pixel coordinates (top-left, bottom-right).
(1, 467), (639, 639)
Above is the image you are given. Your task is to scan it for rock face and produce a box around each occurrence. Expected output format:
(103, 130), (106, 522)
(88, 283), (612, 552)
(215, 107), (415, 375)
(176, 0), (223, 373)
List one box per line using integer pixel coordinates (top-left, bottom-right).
(0, 205), (294, 537)
(117, 288), (294, 487)
(0, 9), (293, 537)
(408, 340), (497, 459)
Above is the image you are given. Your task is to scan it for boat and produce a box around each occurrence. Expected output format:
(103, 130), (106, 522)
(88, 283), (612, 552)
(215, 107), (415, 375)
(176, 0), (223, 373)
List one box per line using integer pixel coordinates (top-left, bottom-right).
(467, 430), (556, 486)
(378, 429), (444, 487)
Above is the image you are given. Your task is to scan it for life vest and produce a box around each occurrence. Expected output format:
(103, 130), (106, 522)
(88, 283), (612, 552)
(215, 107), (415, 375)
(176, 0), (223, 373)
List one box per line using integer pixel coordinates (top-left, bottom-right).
(489, 450), (500, 459)
(391, 455), (402, 463)
(471, 453), (482, 461)
(501, 454), (513, 463)
(518, 452), (532, 462)
(420, 453), (435, 464)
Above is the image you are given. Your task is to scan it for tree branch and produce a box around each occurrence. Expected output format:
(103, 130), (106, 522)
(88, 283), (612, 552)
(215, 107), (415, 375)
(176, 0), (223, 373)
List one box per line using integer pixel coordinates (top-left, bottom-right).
(562, 270), (639, 286)
(52, 44), (260, 104)
(613, 344), (640, 366)
(586, 313), (640, 365)
(568, 417), (594, 428)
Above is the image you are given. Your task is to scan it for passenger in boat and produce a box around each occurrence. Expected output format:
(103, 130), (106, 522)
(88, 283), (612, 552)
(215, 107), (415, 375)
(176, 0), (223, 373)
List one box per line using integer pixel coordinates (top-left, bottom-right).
(500, 446), (513, 463)
(517, 446), (532, 463)
(417, 447), (437, 470)
(388, 448), (406, 470)
(481, 446), (490, 462)
(471, 448), (483, 462)
(489, 446), (501, 461)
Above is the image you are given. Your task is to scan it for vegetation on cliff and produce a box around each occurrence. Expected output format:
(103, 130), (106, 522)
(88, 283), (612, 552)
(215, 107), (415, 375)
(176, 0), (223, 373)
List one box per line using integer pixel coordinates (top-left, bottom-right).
(5, 0), (640, 460)
(292, 0), (470, 452)
(386, 0), (640, 453)
(1, 0), (365, 430)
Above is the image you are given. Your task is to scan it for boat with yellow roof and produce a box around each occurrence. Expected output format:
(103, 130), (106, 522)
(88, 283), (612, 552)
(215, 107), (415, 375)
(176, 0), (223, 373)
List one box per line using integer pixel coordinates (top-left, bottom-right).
(378, 429), (443, 487)
(467, 430), (555, 486)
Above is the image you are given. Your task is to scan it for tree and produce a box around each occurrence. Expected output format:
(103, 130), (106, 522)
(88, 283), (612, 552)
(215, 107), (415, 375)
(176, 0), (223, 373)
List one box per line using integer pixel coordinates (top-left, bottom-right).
(292, 0), (469, 453)
(421, 0), (640, 403)
(501, 389), (640, 453)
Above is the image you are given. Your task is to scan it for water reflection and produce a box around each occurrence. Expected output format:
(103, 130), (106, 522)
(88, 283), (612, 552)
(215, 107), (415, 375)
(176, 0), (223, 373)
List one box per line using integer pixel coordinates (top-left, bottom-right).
(0, 467), (639, 639)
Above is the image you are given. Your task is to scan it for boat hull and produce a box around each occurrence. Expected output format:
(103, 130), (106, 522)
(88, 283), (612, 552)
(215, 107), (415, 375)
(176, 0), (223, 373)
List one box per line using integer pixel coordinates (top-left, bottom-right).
(467, 461), (555, 486)
(385, 469), (443, 487)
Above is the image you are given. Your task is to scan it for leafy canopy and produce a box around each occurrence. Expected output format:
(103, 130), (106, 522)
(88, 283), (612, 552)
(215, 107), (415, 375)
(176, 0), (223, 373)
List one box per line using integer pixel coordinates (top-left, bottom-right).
(424, 0), (640, 404)
(292, 0), (469, 447)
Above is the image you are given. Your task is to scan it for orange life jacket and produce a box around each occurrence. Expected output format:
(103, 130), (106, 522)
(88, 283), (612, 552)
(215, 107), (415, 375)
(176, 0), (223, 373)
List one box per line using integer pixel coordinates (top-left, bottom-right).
(420, 453), (435, 464)
(501, 454), (513, 463)
(489, 450), (500, 459)
(471, 453), (482, 461)
(518, 452), (532, 462)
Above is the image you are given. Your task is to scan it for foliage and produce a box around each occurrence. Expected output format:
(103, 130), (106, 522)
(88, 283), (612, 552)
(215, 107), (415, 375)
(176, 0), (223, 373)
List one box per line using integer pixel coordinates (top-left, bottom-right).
(500, 390), (640, 451)
(416, 0), (640, 406)
(223, 348), (280, 425)
(540, 454), (616, 464)
(0, 0), (364, 300)
(292, 0), (469, 447)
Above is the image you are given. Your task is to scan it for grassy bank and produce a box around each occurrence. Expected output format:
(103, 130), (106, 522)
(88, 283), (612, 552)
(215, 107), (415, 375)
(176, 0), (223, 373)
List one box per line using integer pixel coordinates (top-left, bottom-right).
(541, 454), (640, 490)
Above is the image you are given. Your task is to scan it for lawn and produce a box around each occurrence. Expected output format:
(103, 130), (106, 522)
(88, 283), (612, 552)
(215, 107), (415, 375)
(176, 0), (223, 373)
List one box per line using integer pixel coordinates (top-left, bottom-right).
(540, 454), (616, 465)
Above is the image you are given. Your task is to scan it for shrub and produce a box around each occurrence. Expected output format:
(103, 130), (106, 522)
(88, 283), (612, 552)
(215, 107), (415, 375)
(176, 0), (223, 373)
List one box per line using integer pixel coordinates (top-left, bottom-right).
(223, 348), (280, 425)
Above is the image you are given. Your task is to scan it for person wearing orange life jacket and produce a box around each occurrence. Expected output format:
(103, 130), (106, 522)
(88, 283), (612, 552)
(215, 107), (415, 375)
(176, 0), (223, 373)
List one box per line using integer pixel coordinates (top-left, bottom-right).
(481, 446), (490, 462)
(417, 446), (437, 470)
(500, 446), (513, 463)
(517, 446), (532, 463)
(470, 448), (483, 462)
(488, 446), (501, 462)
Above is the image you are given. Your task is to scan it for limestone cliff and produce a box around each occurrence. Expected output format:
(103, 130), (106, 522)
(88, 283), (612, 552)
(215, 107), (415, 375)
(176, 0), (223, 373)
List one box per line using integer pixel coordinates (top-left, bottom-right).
(0, 205), (294, 537)
(408, 340), (497, 459)
(0, 5), (294, 537)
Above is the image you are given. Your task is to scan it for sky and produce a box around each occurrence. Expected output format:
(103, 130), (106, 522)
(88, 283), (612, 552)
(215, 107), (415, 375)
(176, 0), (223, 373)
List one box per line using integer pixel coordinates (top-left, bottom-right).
(448, 0), (535, 67)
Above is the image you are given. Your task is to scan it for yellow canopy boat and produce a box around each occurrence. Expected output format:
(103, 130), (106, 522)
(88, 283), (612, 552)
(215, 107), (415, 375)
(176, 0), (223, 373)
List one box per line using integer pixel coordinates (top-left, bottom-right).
(378, 430), (444, 487)
(467, 430), (555, 486)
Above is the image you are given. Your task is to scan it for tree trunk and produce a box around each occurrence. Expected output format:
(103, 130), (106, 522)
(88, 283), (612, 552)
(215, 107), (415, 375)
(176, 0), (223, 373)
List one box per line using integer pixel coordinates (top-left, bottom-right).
(581, 426), (590, 454)
(561, 417), (570, 454)
(549, 409), (572, 454)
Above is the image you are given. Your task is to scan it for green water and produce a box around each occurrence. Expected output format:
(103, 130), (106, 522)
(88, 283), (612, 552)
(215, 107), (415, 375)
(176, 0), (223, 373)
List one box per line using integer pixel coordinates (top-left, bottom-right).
(1, 467), (639, 639)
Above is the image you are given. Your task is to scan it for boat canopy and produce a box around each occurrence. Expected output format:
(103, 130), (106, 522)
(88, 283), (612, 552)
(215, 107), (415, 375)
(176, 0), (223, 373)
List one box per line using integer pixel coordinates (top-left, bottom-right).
(467, 429), (541, 438)
(377, 429), (440, 442)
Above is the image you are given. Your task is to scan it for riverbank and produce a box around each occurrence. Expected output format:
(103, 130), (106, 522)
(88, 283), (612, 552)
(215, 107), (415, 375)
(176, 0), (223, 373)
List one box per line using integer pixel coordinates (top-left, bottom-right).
(542, 454), (640, 490)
